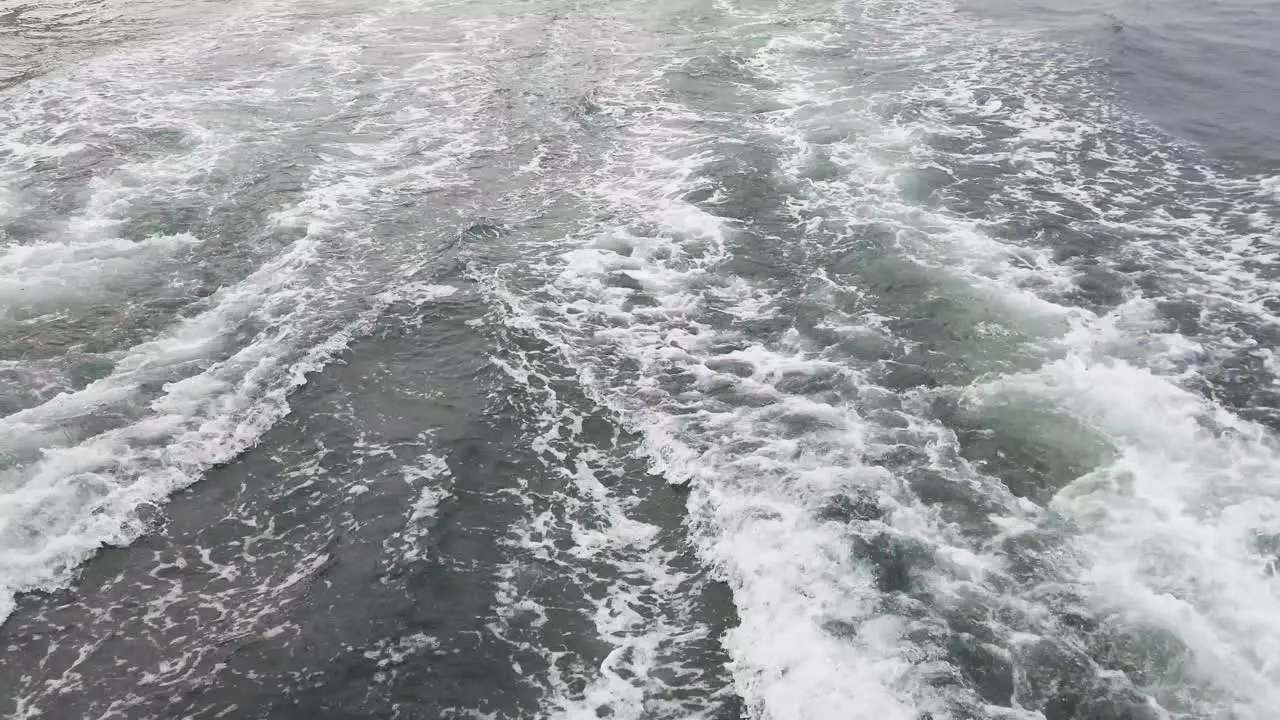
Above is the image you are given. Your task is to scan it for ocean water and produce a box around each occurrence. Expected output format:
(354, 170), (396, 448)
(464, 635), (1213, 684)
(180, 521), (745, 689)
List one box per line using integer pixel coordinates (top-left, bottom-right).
(1, 0), (1278, 718)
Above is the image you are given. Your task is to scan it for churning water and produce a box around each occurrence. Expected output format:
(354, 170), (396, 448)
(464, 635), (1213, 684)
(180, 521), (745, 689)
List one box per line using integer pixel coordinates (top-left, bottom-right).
(2, 0), (1279, 718)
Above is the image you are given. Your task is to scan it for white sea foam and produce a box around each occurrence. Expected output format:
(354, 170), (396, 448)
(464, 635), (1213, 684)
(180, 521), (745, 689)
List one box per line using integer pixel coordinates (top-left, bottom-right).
(1259, 176), (1280, 201)
(491, 210), (958, 718)
(483, 45), (953, 717)
(752, 0), (1280, 716)
(488, 287), (737, 719)
(482, 1), (1280, 719)
(0, 0), (503, 623)
(0, 233), (199, 314)
(966, 326), (1280, 717)
(3, 0), (1277, 717)
(381, 448), (452, 569)
(0, 271), (466, 621)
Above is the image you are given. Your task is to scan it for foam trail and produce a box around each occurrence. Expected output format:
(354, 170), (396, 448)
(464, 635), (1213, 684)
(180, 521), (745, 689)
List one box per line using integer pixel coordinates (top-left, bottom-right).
(486, 1), (1280, 718)
(485, 328), (737, 719)
(0, 0), (504, 621)
(966, 326), (1280, 717)
(0, 269), (463, 621)
(2, 0), (1277, 717)
(482, 55), (960, 718)
(735, 0), (1280, 715)
(0, 234), (199, 314)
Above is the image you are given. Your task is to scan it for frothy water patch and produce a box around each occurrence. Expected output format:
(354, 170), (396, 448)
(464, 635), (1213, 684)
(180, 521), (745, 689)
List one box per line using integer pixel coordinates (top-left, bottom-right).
(485, 0), (1280, 718)
(746, 0), (1280, 716)
(1, 0), (1277, 717)
(0, 311), (469, 718)
(0, 0), (511, 622)
(3, 2), (744, 716)
(963, 343), (1280, 717)
(0, 277), (463, 622)
(482, 41), (958, 717)
(482, 319), (740, 720)
(0, 233), (199, 318)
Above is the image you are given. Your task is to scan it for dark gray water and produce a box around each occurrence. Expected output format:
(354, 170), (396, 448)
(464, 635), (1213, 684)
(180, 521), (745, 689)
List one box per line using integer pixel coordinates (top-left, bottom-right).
(2, 0), (1279, 718)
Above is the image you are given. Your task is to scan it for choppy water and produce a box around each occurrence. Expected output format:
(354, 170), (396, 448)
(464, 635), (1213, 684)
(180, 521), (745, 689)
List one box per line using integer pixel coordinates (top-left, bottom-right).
(2, 0), (1279, 718)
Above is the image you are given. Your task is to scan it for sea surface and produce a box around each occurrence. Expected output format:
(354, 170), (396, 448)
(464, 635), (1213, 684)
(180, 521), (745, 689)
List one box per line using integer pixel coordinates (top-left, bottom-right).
(2, 0), (1279, 718)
